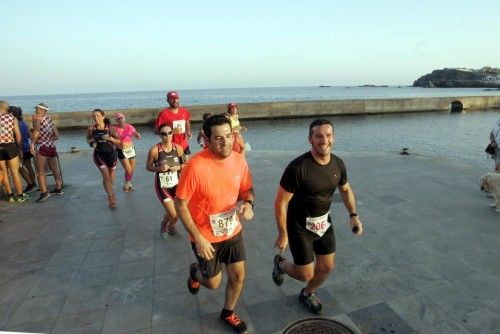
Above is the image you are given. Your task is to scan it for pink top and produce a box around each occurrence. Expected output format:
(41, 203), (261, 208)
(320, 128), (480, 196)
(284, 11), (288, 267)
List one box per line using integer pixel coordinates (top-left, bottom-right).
(114, 124), (136, 146)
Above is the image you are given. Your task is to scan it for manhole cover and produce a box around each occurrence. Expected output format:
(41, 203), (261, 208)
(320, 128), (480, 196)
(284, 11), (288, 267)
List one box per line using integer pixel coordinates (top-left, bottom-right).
(282, 317), (356, 334)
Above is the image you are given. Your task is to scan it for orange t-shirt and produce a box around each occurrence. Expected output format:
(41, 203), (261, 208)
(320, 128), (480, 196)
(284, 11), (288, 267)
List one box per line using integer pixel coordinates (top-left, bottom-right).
(176, 149), (253, 243)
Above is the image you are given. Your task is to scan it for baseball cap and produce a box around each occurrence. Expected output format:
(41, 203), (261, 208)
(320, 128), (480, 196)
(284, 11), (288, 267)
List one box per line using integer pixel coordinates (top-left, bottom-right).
(227, 102), (237, 111)
(35, 103), (49, 111)
(115, 112), (125, 119)
(166, 91), (179, 100)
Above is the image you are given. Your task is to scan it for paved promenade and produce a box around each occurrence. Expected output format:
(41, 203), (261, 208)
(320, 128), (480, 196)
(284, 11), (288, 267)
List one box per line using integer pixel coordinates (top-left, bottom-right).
(0, 149), (499, 334)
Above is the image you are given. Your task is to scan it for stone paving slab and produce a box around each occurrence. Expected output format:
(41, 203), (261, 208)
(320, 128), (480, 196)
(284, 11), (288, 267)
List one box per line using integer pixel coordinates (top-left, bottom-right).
(0, 149), (499, 333)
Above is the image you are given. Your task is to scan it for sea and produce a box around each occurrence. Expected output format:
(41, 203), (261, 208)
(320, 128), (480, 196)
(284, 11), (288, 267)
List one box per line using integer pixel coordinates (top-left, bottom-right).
(2, 86), (499, 169)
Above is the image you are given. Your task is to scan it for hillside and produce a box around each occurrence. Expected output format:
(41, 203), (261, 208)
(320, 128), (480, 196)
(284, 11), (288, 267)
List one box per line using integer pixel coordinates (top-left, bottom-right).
(413, 67), (500, 88)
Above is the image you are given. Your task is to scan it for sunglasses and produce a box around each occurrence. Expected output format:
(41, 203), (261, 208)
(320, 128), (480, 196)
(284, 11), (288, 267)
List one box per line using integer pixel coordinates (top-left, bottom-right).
(160, 131), (173, 136)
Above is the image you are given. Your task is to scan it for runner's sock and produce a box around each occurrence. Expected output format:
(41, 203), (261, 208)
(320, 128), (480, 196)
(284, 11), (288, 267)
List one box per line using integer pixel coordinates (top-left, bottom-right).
(221, 309), (234, 318)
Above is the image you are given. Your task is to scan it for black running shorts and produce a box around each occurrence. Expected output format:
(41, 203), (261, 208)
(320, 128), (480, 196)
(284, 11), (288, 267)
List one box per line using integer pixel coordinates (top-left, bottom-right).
(287, 225), (336, 266)
(191, 231), (245, 278)
(0, 143), (19, 161)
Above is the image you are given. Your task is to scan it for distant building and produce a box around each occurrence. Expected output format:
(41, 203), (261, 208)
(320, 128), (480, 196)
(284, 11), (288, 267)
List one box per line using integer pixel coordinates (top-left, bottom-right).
(483, 74), (500, 82)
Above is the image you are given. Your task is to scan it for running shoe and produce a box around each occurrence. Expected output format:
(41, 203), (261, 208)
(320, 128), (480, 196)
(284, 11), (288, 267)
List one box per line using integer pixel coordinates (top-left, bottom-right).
(7, 193), (15, 202)
(23, 184), (36, 193)
(167, 225), (182, 237)
(272, 254), (286, 286)
(123, 182), (129, 192)
(160, 221), (168, 240)
(108, 194), (117, 209)
(49, 188), (64, 195)
(220, 312), (248, 334)
(299, 288), (322, 315)
(15, 193), (30, 203)
(127, 181), (135, 191)
(187, 263), (200, 295)
(36, 192), (51, 203)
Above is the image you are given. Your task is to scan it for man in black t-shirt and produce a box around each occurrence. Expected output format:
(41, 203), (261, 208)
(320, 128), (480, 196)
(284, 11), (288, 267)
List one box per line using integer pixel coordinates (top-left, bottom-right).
(272, 118), (363, 315)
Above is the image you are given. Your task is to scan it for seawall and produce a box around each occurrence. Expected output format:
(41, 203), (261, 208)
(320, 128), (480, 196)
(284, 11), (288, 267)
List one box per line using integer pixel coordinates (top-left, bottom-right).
(23, 95), (500, 129)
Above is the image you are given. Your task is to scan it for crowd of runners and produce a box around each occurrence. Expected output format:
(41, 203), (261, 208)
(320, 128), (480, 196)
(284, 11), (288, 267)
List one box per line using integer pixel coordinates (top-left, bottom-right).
(0, 92), (364, 334)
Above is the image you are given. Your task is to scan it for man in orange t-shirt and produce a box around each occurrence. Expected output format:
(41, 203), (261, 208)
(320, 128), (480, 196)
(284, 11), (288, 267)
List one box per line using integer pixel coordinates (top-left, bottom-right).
(175, 114), (254, 334)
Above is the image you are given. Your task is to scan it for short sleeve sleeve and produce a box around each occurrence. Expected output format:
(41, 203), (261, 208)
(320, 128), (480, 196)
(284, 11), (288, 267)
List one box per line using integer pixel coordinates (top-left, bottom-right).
(239, 158), (253, 193)
(280, 162), (300, 194)
(176, 161), (197, 201)
(338, 158), (348, 186)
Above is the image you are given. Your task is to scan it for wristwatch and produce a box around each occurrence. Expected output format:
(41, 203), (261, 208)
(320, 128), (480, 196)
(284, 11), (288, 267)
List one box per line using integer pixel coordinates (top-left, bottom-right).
(349, 213), (358, 218)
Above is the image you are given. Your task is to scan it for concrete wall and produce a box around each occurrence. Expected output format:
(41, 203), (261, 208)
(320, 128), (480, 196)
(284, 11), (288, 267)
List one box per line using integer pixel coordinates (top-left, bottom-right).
(22, 95), (500, 129)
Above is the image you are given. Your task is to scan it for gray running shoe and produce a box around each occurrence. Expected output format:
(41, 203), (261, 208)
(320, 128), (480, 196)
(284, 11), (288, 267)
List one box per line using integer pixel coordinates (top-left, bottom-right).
(36, 192), (51, 203)
(272, 254), (286, 286)
(160, 222), (168, 240)
(15, 193), (30, 203)
(299, 288), (322, 314)
(127, 181), (135, 191)
(167, 225), (182, 237)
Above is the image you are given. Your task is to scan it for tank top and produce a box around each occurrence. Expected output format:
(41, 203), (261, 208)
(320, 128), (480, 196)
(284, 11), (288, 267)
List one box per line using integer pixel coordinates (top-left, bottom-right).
(0, 113), (15, 144)
(229, 114), (240, 129)
(92, 124), (115, 153)
(155, 143), (181, 169)
(37, 115), (56, 148)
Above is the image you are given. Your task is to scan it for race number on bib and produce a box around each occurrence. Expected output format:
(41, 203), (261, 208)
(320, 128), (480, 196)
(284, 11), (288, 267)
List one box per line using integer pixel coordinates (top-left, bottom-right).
(172, 120), (186, 134)
(159, 171), (178, 188)
(305, 212), (331, 237)
(122, 145), (136, 159)
(209, 208), (239, 237)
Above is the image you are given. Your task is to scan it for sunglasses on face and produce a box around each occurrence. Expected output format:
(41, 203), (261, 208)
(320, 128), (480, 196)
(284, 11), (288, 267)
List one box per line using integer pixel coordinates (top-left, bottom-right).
(160, 131), (173, 136)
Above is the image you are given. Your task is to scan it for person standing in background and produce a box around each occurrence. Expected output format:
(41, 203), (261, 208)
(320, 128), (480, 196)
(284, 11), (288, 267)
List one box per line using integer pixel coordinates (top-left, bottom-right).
(31, 103), (64, 203)
(114, 112), (141, 192)
(155, 91), (192, 157)
(489, 120), (500, 173)
(0, 101), (29, 202)
(9, 106), (36, 193)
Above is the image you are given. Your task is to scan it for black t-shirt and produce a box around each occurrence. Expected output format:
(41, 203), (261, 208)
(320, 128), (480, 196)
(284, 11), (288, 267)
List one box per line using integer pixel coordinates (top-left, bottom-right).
(280, 151), (347, 228)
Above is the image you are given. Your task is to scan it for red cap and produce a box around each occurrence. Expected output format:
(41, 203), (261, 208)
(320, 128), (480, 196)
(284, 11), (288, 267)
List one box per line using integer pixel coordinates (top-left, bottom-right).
(227, 102), (237, 111)
(166, 91), (179, 100)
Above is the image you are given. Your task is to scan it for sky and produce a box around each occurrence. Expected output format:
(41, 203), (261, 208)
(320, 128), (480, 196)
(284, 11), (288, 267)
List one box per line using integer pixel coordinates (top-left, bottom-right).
(1, 0), (499, 96)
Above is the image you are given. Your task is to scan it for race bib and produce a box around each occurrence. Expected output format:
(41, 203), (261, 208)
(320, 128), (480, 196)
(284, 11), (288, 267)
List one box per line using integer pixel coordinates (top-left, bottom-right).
(172, 120), (186, 134)
(122, 145), (136, 159)
(209, 208), (239, 237)
(159, 171), (178, 188)
(305, 212), (331, 237)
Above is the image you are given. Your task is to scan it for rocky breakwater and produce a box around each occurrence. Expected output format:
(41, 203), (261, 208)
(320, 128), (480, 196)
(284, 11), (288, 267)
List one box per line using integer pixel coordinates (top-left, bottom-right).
(413, 67), (500, 88)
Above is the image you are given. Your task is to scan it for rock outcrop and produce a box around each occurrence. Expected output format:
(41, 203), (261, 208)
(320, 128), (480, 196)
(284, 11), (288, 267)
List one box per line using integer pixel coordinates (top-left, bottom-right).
(413, 67), (500, 88)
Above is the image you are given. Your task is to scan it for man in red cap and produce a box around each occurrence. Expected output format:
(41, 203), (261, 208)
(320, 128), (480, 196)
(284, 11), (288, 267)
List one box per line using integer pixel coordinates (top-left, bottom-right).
(155, 91), (192, 156)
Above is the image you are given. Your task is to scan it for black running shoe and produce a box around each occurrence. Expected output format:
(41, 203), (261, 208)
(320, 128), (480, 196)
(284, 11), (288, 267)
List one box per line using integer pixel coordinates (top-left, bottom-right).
(272, 254), (285, 286)
(49, 188), (64, 195)
(23, 184), (36, 193)
(220, 312), (248, 334)
(187, 263), (200, 295)
(299, 288), (322, 314)
(36, 192), (51, 203)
